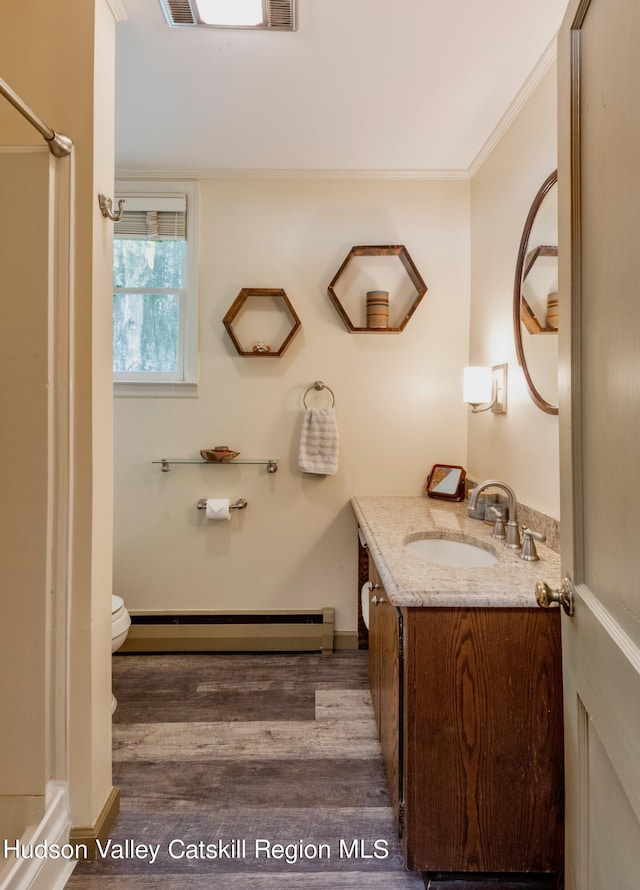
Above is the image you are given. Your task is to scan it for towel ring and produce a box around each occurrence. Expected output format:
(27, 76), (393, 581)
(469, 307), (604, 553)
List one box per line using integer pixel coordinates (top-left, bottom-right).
(303, 380), (335, 408)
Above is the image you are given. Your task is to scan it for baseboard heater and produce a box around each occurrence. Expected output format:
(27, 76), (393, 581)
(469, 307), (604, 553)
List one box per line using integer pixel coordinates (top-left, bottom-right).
(120, 608), (335, 655)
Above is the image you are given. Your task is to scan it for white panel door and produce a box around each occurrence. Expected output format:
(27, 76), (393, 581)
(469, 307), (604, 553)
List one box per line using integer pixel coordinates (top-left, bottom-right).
(556, 1), (640, 887)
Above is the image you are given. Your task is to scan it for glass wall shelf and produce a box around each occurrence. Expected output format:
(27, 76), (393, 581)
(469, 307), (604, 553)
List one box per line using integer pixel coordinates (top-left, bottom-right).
(153, 458), (279, 473)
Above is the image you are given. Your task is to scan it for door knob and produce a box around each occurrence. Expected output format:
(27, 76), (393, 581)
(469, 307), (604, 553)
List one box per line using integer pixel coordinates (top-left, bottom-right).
(371, 593), (386, 606)
(535, 577), (575, 616)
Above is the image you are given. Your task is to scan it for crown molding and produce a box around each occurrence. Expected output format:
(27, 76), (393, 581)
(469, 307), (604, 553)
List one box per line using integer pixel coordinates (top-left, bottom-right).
(115, 166), (470, 182)
(105, 0), (128, 21)
(468, 34), (558, 178)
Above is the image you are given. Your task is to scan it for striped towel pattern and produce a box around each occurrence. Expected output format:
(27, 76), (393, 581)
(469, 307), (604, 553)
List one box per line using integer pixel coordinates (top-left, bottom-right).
(298, 407), (339, 475)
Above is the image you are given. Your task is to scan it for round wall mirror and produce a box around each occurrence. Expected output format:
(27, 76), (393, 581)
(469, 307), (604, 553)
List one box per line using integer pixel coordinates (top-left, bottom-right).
(513, 170), (558, 415)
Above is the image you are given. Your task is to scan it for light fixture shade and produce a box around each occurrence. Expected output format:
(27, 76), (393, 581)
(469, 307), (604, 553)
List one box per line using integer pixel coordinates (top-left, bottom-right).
(195, 0), (263, 26)
(463, 366), (493, 406)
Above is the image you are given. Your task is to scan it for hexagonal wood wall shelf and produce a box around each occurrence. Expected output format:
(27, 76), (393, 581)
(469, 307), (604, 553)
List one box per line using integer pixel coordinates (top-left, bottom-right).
(327, 245), (427, 332)
(223, 288), (302, 357)
(520, 244), (558, 334)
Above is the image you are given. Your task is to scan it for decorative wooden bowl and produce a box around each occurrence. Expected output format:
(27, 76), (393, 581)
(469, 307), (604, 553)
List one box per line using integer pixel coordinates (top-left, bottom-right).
(200, 449), (240, 462)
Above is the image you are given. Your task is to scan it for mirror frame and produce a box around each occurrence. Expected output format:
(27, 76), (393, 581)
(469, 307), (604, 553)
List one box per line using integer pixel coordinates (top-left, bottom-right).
(513, 169), (559, 415)
(425, 464), (466, 501)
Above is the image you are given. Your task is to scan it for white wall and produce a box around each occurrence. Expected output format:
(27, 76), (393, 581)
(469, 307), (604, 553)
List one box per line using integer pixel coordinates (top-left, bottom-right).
(114, 177), (470, 633)
(469, 63), (560, 518)
(116, 65), (562, 635)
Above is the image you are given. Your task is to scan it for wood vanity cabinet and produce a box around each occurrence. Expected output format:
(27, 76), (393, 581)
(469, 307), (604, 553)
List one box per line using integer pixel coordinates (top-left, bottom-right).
(367, 558), (564, 879)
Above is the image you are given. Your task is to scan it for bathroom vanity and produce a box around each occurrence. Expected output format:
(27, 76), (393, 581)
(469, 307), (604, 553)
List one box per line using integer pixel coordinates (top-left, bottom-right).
(353, 496), (564, 883)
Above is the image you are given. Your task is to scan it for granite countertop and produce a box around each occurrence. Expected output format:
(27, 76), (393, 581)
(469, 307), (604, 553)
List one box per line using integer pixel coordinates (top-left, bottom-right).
(351, 495), (562, 609)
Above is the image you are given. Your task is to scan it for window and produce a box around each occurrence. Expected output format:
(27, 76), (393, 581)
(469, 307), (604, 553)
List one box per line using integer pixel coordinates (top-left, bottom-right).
(113, 181), (199, 396)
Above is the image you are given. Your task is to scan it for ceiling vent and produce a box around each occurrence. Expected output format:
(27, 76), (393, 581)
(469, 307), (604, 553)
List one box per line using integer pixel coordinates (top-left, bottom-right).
(162, 0), (196, 25)
(159, 0), (297, 31)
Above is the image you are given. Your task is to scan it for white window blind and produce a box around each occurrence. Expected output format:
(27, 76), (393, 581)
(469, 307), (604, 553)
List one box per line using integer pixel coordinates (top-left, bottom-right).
(114, 195), (187, 240)
(113, 181), (199, 396)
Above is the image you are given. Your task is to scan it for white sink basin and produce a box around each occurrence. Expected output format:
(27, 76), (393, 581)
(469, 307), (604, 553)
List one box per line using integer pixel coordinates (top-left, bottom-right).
(404, 537), (498, 568)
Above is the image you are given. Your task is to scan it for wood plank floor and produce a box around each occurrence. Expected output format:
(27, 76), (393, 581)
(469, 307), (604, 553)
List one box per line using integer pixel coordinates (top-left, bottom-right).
(66, 651), (426, 889)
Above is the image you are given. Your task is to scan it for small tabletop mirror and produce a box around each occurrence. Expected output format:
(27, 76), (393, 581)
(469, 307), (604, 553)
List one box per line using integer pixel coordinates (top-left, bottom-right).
(426, 465), (466, 501)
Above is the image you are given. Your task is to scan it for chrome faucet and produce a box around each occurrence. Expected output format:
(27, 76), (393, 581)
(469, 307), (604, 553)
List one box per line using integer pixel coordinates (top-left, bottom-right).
(468, 480), (521, 549)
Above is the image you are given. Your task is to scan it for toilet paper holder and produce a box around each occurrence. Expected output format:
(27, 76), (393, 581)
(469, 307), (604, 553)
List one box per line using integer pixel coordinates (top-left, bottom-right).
(197, 497), (248, 511)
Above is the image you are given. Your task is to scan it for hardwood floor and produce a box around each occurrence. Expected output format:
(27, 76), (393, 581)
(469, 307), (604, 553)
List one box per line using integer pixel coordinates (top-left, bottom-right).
(423, 876), (557, 890)
(66, 651), (426, 889)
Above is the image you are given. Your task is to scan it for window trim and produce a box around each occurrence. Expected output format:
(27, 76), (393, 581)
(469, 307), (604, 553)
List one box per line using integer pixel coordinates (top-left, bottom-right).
(113, 179), (199, 398)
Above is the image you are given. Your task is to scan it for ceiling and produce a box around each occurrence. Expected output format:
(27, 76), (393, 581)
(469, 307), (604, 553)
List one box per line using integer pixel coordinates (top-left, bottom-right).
(115, 0), (567, 175)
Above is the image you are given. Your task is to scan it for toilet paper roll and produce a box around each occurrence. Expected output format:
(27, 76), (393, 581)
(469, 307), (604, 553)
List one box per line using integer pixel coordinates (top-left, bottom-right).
(205, 498), (231, 520)
(360, 582), (371, 630)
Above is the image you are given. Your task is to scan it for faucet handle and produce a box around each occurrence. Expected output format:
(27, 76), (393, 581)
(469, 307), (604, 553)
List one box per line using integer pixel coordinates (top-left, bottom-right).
(520, 527), (546, 561)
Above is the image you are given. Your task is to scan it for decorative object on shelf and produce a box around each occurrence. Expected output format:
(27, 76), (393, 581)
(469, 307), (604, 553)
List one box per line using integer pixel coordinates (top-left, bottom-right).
(223, 288), (302, 357)
(327, 245), (427, 333)
(463, 364), (508, 414)
(519, 245), (559, 334)
(154, 458), (278, 473)
(425, 464), (466, 501)
(365, 290), (390, 329)
(546, 292), (558, 330)
(200, 447), (240, 462)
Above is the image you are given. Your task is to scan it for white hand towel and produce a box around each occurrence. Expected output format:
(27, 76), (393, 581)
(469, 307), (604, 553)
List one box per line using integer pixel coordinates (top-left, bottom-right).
(298, 407), (339, 475)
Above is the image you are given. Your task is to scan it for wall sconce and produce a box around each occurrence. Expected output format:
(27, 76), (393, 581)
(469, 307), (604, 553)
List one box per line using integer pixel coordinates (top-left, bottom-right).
(463, 364), (507, 414)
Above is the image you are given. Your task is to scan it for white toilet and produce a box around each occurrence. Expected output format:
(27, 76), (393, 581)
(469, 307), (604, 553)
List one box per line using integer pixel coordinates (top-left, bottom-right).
(111, 595), (131, 713)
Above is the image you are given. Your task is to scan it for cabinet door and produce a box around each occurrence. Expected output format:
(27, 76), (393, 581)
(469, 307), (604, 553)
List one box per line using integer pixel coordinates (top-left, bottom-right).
(367, 560), (402, 826)
(378, 595), (402, 824)
(403, 606), (563, 874)
(367, 562), (384, 732)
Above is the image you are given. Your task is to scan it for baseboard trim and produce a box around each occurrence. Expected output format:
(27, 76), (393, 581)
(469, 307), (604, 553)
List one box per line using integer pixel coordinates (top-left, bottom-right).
(333, 632), (358, 650)
(120, 609), (336, 655)
(0, 785), (74, 890)
(69, 786), (120, 862)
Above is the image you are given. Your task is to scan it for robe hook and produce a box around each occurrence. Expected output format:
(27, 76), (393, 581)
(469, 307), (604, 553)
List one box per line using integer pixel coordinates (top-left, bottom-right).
(98, 193), (125, 222)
